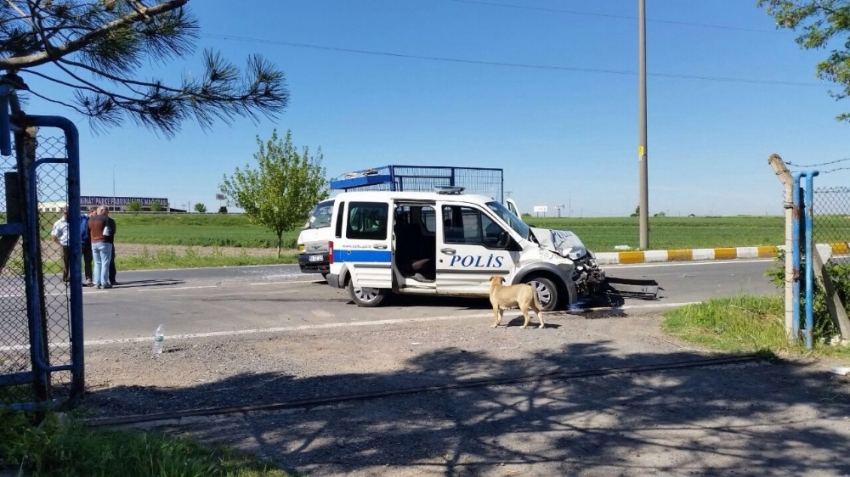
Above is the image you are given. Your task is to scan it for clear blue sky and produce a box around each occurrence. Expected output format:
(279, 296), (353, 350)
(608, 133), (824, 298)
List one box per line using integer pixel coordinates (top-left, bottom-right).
(20, 0), (850, 216)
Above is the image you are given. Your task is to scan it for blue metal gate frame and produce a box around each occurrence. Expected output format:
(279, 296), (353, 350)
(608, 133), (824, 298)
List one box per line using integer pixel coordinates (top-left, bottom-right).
(0, 84), (84, 410)
(791, 169), (820, 350)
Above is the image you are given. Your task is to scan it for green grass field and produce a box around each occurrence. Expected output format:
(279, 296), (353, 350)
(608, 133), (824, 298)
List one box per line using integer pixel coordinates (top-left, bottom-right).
(30, 212), (849, 253)
(99, 213), (792, 252)
(39, 212), (302, 249)
(522, 215), (788, 250)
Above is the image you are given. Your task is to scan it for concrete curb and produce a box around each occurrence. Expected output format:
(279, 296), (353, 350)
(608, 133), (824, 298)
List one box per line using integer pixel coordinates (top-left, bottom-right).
(594, 242), (850, 265)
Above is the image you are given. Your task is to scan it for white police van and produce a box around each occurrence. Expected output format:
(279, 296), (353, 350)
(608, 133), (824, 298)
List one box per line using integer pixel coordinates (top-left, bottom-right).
(325, 186), (579, 310)
(297, 196), (520, 279)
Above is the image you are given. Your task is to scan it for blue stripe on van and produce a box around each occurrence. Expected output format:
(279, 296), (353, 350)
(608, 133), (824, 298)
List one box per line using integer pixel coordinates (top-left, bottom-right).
(333, 249), (392, 263)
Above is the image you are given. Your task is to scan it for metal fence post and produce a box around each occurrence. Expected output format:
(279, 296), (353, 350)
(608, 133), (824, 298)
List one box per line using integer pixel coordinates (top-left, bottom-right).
(804, 170), (820, 350)
(792, 172), (803, 341)
(0, 84), (11, 156)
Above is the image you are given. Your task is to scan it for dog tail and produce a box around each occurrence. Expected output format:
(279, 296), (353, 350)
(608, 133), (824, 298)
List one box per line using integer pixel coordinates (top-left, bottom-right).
(532, 290), (545, 313)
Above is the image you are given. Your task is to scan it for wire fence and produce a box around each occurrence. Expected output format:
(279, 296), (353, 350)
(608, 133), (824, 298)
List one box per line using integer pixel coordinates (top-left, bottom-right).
(813, 186), (850, 266)
(0, 142), (30, 406)
(0, 133), (75, 407)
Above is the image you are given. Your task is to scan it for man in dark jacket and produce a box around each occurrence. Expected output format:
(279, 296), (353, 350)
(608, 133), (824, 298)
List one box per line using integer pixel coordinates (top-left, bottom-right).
(107, 213), (118, 285)
(82, 207), (95, 286)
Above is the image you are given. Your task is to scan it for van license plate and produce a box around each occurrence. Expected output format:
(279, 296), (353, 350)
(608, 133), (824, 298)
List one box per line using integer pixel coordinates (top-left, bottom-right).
(309, 255), (323, 262)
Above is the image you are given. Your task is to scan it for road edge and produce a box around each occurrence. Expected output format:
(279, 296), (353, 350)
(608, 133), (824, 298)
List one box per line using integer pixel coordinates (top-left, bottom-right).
(594, 242), (849, 265)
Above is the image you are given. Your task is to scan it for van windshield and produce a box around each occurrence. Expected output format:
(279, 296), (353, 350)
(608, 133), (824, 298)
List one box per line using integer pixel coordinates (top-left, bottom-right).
(486, 201), (530, 239)
(305, 200), (334, 229)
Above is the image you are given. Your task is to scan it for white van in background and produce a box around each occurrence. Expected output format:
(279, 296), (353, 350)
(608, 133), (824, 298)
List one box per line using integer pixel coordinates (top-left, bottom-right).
(296, 199), (335, 277)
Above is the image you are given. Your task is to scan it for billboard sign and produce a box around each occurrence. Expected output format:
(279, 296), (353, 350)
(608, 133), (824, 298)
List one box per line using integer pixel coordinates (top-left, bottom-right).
(81, 196), (169, 207)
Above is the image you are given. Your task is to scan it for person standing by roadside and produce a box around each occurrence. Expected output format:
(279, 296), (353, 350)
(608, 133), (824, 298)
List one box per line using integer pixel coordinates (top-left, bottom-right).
(50, 206), (71, 283)
(106, 211), (118, 285)
(87, 205), (113, 289)
(81, 207), (95, 287)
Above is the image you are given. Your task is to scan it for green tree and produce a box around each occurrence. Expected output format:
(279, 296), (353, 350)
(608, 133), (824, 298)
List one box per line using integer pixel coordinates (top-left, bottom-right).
(220, 129), (328, 257)
(0, 1), (289, 136)
(127, 200), (141, 212)
(149, 200), (163, 212)
(194, 202), (207, 213)
(758, 0), (850, 121)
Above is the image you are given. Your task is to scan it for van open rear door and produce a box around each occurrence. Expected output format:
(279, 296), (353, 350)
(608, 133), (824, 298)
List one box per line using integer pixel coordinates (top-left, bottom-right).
(335, 200), (393, 289)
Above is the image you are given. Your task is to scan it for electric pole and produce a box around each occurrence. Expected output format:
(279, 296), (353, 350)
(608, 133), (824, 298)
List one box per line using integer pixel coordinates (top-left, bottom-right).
(638, 0), (649, 250)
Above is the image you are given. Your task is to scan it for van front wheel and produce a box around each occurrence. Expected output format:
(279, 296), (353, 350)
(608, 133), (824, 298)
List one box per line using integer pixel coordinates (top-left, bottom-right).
(348, 281), (388, 307)
(524, 276), (560, 312)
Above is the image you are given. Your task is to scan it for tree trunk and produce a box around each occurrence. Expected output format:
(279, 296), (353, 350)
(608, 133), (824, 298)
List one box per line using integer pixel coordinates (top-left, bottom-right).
(277, 231), (283, 258)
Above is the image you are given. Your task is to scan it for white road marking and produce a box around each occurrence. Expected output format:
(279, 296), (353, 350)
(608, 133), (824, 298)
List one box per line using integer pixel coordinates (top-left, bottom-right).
(249, 279), (323, 286)
(573, 301), (699, 312)
(0, 290), (108, 298)
(0, 301), (700, 351)
(136, 285), (218, 292)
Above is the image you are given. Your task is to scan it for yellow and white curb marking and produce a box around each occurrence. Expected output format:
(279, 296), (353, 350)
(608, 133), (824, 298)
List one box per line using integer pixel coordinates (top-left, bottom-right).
(594, 242), (850, 265)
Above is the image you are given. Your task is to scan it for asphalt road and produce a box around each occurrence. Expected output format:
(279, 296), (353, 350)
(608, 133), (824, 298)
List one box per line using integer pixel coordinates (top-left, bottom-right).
(80, 259), (777, 343)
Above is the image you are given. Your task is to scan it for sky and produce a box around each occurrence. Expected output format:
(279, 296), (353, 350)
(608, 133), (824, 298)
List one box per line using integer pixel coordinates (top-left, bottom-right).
(15, 0), (850, 216)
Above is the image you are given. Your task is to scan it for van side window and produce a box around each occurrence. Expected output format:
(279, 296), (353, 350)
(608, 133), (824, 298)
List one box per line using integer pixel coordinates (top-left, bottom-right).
(421, 207), (436, 233)
(347, 202), (389, 240)
(334, 201), (345, 238)
(442, 205), (504, 247)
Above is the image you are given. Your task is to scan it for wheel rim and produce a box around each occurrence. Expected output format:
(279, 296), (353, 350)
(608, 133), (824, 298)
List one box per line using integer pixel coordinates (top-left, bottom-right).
(354, 287), (380, 303)
(528, 281), (552, 306)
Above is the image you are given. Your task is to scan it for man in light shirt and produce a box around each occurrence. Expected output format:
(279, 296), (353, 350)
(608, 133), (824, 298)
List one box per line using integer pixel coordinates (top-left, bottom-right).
(50, 206), (71, 283)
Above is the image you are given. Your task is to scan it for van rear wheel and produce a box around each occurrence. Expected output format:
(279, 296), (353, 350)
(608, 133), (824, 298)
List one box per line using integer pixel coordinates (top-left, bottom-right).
(348, 280), (388, 307)
(524, 276), (560, 312)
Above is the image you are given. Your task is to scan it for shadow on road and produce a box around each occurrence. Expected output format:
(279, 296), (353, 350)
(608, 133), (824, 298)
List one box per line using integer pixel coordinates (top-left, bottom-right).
(83, 342), (850, 476)
(105, 279), (186, 289)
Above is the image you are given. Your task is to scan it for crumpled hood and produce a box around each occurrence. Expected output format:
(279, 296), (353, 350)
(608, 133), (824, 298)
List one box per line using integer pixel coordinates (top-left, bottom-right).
(529, 227), (589, 260)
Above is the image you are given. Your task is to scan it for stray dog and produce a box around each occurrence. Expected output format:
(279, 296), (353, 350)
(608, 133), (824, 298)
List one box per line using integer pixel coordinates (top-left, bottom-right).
(488, 276), (546, 329)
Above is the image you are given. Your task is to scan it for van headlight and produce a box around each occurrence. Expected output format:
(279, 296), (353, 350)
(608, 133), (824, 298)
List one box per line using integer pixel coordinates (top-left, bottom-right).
(566, 246), (587, 261)
(298, 244), (305, 252)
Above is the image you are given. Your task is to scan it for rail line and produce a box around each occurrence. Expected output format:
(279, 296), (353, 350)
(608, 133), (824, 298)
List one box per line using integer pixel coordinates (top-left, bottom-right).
(85, 353), (768, 428)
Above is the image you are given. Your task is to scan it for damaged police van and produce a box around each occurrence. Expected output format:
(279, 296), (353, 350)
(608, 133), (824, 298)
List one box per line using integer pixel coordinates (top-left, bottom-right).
(324, 186), (583, 310)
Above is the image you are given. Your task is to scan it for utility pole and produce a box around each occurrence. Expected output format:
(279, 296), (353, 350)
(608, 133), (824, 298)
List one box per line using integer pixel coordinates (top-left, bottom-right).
(638, 0), (649, 250)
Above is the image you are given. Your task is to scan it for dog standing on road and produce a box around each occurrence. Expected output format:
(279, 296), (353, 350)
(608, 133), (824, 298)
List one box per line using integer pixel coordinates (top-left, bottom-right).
(488, 276), (546, 329)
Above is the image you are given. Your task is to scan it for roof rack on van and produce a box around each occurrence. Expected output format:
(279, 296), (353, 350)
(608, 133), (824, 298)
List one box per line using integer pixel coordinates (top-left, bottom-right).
(434, 186), (465, 195)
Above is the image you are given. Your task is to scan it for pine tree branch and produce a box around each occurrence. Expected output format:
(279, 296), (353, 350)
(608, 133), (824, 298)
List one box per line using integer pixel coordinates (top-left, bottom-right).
(27, 88), (88, 115)
(0, 0), (186, 69)
(2, 1), (289, 136)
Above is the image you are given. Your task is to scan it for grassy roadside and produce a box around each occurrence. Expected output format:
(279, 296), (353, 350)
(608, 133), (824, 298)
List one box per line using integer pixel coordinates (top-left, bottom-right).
(116, 247), (298, 271)
(661, 294), (850, 360)
(37, 211), (798, 252)
(0, 410), (297, 476)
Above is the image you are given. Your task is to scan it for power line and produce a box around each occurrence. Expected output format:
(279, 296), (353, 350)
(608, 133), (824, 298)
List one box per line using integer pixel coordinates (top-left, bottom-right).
(448, 0), (786, 34)
(786, 158), (850, 168)
(201, 33), (826, 88)
(791, 166), (850, 175)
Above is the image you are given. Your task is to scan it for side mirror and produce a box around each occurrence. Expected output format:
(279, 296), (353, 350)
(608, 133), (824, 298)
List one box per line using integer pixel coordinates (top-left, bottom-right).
(496, 231), (510, 249)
